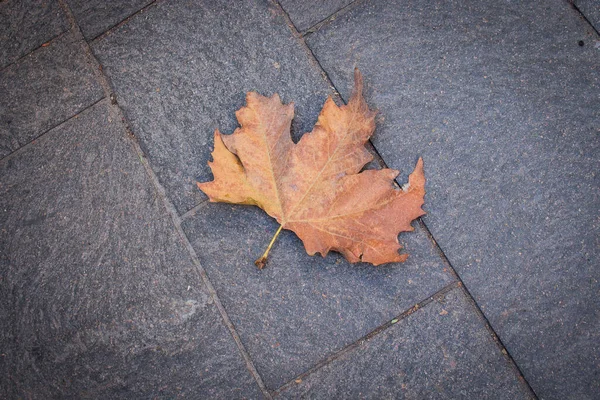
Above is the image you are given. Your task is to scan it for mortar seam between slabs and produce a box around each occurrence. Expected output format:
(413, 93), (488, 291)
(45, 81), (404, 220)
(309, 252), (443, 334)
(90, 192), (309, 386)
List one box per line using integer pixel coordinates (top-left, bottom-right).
(298, 0), (369, 37)
(88, 0), (160, 43)
(569, 0), (600, 37)
(272, 1), (539, 398)
(180, 198), (211, 221)
(0, 96), (106, 164)
(0, 28), (70, 73)
(272, 281), (461, 396)
(56, 1), (272, 398)
(418, 220), (538, 399)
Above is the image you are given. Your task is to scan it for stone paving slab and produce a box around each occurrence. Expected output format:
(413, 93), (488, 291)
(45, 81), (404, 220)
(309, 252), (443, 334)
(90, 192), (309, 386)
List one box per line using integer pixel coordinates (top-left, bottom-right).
(0, 0), (69, 68)
(306, 0), (600, 398)
(182, 203), (454, 389)
(575, 0), (600, 33)
(0, 31), (104, 158)
(0, 101), (260, 399)
(91, 0), (331, 215)
(66, 0), (154, 40)
(279, 0), (353, 32)
(280, 288), (531, 399)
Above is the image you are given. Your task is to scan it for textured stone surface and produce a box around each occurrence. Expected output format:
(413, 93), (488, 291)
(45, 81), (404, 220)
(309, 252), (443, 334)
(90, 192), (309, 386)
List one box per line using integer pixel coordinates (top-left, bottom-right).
(0, 31), (104, 158)
(281, 289), (531, 399)
(0, 0), (69, 68)
(66, 0), (154, 40)
(575, 0), (600, 33)
(307, 1), (600, 398)
(279, 0), (353, 32)
(92, 0), (332, 215)
(182, 203), (453, 389)
(0, 101), (260, 399)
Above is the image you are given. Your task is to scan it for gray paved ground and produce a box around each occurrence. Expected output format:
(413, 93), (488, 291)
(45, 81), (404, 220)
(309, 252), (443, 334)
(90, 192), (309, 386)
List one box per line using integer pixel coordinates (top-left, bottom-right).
(1, 0), (598, 399)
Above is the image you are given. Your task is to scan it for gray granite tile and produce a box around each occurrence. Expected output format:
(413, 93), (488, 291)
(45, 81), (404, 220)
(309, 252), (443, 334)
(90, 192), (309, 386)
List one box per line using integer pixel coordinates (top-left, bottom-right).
(0, 0), (69, 68)
(91, 0), (332, 215)
(0, 31), (104, 158)
(279, 0), (353, 32)
(182, 203), (454, 389)
(306, 1), (600, 399)
(280, 288), (531, 399)
(575, 0), (600, 33)
(0, 101), (260, 399)
(65, 0), (154, 40)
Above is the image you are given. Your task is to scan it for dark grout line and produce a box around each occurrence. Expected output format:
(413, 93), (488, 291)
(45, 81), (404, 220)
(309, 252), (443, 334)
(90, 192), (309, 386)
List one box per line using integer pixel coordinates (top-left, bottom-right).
(300, 0), (368, 37)
(270, 0), (341, 98)
(180, 198), (210, 221)
(55, 1), (272, 398)
(569, 0), (600, 37)
(0, 29), (70, 73)
(0, 96), (106, 164)
(271, 1), (302, 39)
(272, 1), (539, 397)
(418, 220), (539, 399)
(89, 0), (160, 43)
(175, 211), (274, 399)
(272, 282), (462, 397)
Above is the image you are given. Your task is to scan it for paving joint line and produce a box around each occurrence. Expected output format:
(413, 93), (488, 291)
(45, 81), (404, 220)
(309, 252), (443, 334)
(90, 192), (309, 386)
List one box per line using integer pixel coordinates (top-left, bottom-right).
(273, 1), (539, 397)
(568, 0), (600, 37)
(0, 29), (70, 73)
(270, 0), (341, 99)
(272, 281), (462, 397)
(0, 96), (106, 164)
(56, 1), (272, 398)
(179, 198), (210, 221)
(89, 0), (160, 43)
(418, 220), (539, 399)
(300, 0), (369, 37)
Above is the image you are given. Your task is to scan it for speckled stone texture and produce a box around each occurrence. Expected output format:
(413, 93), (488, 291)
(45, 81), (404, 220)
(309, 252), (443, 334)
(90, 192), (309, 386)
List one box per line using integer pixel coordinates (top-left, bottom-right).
(0, 0), (69, 68)
(65, 0), (154, 40)
(182, 203), (454, 389)
(279, 0), (353, 32)
(306, 0), (600, 398)
(0, 101), (260, 399)
(280, 289), (531, 399)
(0, 31), (104, 158)
(575, 0), (600, 32)
(91, 0), (332, 215)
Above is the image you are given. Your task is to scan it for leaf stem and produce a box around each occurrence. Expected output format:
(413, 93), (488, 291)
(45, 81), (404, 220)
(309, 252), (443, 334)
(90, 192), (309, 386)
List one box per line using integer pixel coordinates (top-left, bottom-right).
(255, 224), (283, 269)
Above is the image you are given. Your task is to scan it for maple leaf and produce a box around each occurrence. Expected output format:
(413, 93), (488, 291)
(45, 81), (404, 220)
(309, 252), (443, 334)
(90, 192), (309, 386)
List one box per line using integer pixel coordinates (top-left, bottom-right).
(198, 70), (425, 268)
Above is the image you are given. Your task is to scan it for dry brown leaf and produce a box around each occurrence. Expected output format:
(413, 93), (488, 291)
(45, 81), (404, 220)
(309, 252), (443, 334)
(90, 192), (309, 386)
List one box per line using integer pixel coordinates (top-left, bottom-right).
(198, 70), (425, 268)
